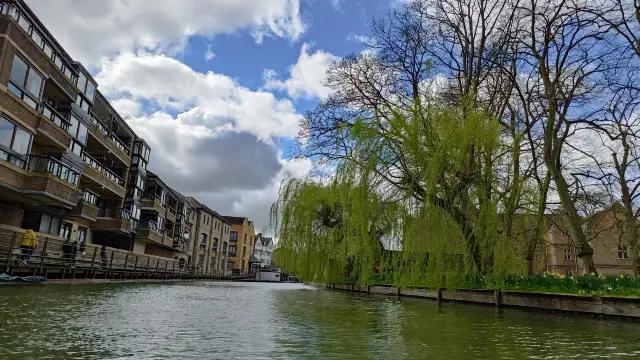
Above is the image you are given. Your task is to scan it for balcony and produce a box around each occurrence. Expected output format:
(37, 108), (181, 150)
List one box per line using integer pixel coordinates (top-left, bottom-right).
(141, 195), (167, 215)
(68, 199), (99, 222)
(166, 205), (177, 223)
(93, 208), (132, 234)
(81, 153), (126, 199)
(22, 155), (81, 207)
(87, 116), (131, 167)
(36, 104), (72, 150)
(136, 221), (173, 248)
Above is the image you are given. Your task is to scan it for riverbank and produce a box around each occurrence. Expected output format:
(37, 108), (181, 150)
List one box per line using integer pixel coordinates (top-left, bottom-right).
(0, 275), (252, 286)
(327, 284), (640, 321)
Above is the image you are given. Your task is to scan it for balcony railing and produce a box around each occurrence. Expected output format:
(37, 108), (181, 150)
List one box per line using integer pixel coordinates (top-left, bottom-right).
(89, 116), (131, 156)
(28, 155), (80, 186)
(98, 207), (131, 220)
(41, 103), (71, 132)
(82, 153), (125, 187)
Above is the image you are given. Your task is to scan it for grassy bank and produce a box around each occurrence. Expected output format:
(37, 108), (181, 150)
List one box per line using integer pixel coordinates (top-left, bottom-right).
(361, 273), (640, 297)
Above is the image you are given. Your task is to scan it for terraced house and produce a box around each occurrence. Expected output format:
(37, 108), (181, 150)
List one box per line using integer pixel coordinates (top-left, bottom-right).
(0, 0), (250, 279)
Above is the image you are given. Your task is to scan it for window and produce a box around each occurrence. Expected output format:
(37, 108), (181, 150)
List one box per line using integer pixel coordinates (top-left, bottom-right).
(85, 82), (96, 102)
(77, 73), (87, 95)
(212, 238), (218, 249)
(229, 245), (237, 256)
(563, 249), (571, 260)
(59, 221), (72, 239)
(618, 246), (629, 259)
(566, 270), (573, 277)
(9, 55), (43, 107)
(230, 231), (237, 242)
(39, 213), (62, 235)
(244, 233), (247, 244)
(69, 140), (83, 157)
(0, 117), (32, 168)
(200, 233), (207, 248)
(77, 227), (87, 245)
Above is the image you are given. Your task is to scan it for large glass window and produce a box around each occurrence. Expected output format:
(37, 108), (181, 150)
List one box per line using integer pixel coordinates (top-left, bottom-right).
(9, 55), (43, 103)
(0, 117), (32, 156)
(39, 213), (62, 236)
(69, 115), (79, 139)
(77, 123), (88, 144)
(77, 73), (87, 95)
(69, 140), (83, 157)
(85, 82), (96, 102)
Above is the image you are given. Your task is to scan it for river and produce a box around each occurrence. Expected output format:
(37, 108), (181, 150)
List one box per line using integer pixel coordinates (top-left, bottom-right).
(0, 281), (639, 359)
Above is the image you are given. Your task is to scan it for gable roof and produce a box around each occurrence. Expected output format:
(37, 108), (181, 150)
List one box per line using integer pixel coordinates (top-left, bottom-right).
(185, 197), (230, 225)
(223, 216), (247, 226)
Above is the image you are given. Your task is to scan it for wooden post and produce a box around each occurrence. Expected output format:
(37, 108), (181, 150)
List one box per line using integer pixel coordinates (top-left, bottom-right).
(37, 238), (48, 276)
(172, 262), (176, 279)
(146, 257), (151, 278)
(164, 260), (168, 279)
(134, 256), (139, 279)
(109, 250), (115, 279)
(5, 233), (17, 273)
(90, 247), (97, 279)
(154, 259), (160, 278)
(123, 253), (129, 280)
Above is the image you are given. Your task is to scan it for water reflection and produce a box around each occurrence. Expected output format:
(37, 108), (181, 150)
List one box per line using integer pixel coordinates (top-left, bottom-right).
(0, 282), (638, 359)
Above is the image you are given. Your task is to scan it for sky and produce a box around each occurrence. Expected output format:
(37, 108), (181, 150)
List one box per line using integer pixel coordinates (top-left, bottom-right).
(24, 0), (400, 234)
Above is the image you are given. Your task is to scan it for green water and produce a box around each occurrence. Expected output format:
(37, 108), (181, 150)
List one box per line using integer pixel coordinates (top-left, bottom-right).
(0, 282), (638, 359)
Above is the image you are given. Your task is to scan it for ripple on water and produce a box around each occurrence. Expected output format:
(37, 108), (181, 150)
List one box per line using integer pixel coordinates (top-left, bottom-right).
(0, 282), (639, 359)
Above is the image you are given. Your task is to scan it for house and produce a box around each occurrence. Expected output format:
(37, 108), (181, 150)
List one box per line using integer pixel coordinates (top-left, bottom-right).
(222, 216), (255, 274)
(253, 233), (274, 269)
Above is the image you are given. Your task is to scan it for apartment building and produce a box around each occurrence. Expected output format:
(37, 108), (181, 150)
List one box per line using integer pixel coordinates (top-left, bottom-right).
(0, 1), (139, 248)
(223, 216), (255, 274)
(186, 197), (231, 276)
(0, 0), (252, 277)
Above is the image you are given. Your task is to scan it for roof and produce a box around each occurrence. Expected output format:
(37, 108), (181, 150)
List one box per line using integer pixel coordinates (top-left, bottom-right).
(185, 197), (230, 225)
(256, 235), (272, 247)
(166, 185), (186, 202)
(249, 255), (261, 263)
(223, 216), (247, 226)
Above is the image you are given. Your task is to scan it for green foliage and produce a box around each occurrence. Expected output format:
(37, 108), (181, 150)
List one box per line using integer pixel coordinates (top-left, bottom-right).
(271, 102), (534, 287)
(458, 273), (640, 296)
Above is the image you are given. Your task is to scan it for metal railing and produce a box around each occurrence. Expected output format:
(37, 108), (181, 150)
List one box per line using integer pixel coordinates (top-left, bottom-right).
(98, 207), (131, 220)
(41, 103), (71, 132)
(89, 116), (131, 156)
(82, 153), (125, 187)
(0, 229), (195, 278)
(28, 155), (80, 186)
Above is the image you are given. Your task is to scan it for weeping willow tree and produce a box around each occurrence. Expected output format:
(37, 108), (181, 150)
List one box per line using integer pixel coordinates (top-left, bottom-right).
(272, 101), (531, 288)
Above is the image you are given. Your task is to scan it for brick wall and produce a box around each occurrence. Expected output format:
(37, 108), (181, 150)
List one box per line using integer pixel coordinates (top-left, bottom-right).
(0, 204), (23, 227)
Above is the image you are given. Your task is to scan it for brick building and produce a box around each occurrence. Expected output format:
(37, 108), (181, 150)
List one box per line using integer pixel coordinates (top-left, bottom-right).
(0, 0), (247, 273)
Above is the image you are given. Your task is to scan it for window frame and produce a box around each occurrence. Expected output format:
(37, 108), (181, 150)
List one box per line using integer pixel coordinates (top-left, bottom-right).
(563, 249), (572, 261)
(8, 55), (43, 109)
(617, 245), (629, 259)
(0, 116), (33, 168)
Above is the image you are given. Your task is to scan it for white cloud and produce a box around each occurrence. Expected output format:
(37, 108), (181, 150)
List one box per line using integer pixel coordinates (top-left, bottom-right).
(96, 52), (302, 142)
(331, 0), (345, 11)
(263, 42), (339, 100)
(205, 45), (216, 61)
(25, 0), (306, 66)
(98, 53), (310, 230)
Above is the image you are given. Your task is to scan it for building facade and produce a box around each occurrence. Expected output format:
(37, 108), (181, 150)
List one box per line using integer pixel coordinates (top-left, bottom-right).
(223, 216), (255, 274)
(186, 197), (231, 276)
(0, 0), (243, 276)
(544, 204), (635, 276)
(253, 233), (274, 269)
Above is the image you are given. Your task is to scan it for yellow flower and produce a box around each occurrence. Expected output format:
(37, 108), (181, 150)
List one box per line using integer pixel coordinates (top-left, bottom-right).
(607, 287), (613, 291)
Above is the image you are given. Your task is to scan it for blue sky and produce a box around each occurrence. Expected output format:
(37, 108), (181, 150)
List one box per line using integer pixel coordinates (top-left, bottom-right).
(26, 0), (398, 232)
